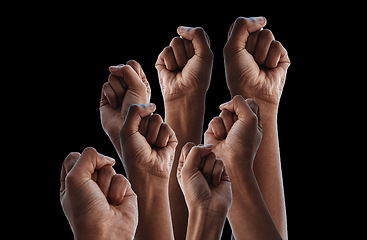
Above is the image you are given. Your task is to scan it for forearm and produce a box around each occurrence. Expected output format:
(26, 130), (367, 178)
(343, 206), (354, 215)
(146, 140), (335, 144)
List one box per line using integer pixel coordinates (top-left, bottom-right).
(165, 95), (206, 240)
(187, 208), (226, 240)
(109, 134), (122, 159)
(252, 105), (287, 238)
(227, 168), (282, 240)
(131, 179), (173, 240)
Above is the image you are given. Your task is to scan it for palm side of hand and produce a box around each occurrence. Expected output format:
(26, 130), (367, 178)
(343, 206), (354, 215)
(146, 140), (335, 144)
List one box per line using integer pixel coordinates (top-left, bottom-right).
(156, 27), (213, 102)
(204, 97), (262, 166)
(204, 121), (250, 162)
(224, 17), (290, 106)
(123, 132), (174, 179)
(100, 88), (147, 134)
(60, 150), (138, 239)
(100, 61), (150, 139)
(159, 55), (212, 100)
(226, 50), (288, 105)
(121, 108), (177, 180)
(63, 176), (137, 237)
(186, 169), (231, 213)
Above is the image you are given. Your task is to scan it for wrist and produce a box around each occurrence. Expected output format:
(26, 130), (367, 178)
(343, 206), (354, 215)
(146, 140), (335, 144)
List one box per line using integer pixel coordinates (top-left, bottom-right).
(164, 93), (206, 144)
(164, 89), (207, 105)
(187, 207), (226, 239)
(229, 91), (279, 116)
(164, 92), (205, 114)
(129, 174), (169, 197)
(73, 223), (107, 240)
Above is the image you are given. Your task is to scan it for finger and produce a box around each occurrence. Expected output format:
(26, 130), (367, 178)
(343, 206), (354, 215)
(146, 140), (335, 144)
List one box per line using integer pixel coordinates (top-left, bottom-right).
(108, 174), (127, 206)
(100, 87), (109, 108)
(177, 26), (212, 58)
(60, 152), (80, 192)
(114, 175), (137, 212)
(97, 165), (116, 197)
(210, 117), (227, 140)
(138, 115), (150, 137)
(245, 98), (262, 130)
(182, 38), (194, 59)
(184, 145), (214, 172)
(226, 16), (267, 50)
(170, 37), (188, 69)
(156, 46), (178, 72)
(165, 123), (178, 151)
(126, 60), (151, 101)
(219, 109), (235, 134)
(102, 82), (119, 109)
(146, 114), (163, 146)
(70, 147), (115, 180)
(221, 165), (230, 182)
(108, 74), (126, 104)
(264, 40), (290, 71)
(212, 159), (225, 187)
(181, 142), (197, 162)
(109, 65), (147, 94)
(121, 103), (156, 136)
(246, 30), (261, 55)
(177, 142), (196, 183)
(219, 95), (256, 121)
(155, 123), (171, 148)
(253, 29), (275, 66)
(201, 152), (217, 184)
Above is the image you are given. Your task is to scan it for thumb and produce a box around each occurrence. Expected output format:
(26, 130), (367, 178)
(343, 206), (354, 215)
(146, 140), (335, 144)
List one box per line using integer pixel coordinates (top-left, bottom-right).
(226, 17), (267, 50)
(70, 147), (115, 180)
(120, 103), (156, 137)
(177, 26), (212, 58)
(109, 65), (146, 94)
(219, 95), (256, 121)
(183, 145), (214, 174)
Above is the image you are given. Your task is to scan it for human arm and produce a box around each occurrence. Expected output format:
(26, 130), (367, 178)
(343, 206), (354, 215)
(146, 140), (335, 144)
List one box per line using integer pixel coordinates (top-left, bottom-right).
(204, 96), (282, 239)
(60, 147), (138, 240)
(155, 26), (213, 239)
(177, 143), (232, 240)
(223, 17), (290, 238)
(120, 103), (178, 239)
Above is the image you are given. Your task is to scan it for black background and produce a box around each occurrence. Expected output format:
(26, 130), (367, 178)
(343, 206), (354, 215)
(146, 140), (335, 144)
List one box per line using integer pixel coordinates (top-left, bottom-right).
(23, 3), (329, 239)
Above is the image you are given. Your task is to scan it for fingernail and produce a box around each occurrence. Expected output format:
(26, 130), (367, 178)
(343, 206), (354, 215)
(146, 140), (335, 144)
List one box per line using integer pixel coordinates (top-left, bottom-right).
(146, 103), (155, 109)
(104, 156), (115, 164)
(204, 144), (214, 149)
(219, 102), (228, 109)
(109, 66), (118, 72)
(255, 16), (265, 24)
(178, 26), (189, 32)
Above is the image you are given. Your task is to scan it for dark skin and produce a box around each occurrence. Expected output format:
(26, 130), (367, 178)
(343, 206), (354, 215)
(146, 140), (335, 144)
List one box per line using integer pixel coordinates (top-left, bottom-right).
(223, 16), (290, 239)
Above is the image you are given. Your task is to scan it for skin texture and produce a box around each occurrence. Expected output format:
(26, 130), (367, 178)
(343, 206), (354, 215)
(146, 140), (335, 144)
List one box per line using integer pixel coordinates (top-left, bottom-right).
(100, 60), (151, 159)
(177, 144), (232, 240)
(155, 26), (213, 240)
(223, 16), (290, 239)
(60, 147), (138, 240)
(120, 103), (178, 240)
(204, 96), (282, 240)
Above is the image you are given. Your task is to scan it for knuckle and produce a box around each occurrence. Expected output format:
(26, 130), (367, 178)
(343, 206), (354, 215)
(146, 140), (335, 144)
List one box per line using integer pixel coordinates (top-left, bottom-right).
(233, 95), (245, 104)
(170, 36), (182, 46)
(126, 59), (138, 66)
(235, 17), (250, 27)
(191, 27), (207, 39)
(128, 104), (140, 114)
(259, 29), (274, 40)
(150, 113), (163, 124)
(82, 147), (98, 157)
(65, 152), (80, 162)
